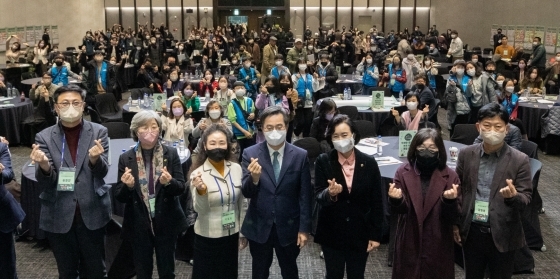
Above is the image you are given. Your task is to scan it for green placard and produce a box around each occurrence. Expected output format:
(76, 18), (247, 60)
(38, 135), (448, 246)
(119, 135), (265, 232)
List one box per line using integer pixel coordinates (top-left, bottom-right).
(152, 93), (166, 112)
(398, 130), (417, 157)
(371, 91), (384, 109)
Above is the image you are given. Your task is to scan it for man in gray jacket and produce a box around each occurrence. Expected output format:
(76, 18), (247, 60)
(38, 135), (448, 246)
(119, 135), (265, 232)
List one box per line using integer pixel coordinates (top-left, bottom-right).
(30, 85), (111, 279)
(529, 37), (546, 77)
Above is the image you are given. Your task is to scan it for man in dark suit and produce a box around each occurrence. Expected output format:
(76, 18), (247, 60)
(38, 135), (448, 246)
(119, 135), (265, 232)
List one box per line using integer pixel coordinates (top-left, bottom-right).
(493, 29), (505, 51)
(30, 85), (111, 278)
(0, 141), (25, 279)
(455, 103), (532, 279)
(241, 106), (312, 279)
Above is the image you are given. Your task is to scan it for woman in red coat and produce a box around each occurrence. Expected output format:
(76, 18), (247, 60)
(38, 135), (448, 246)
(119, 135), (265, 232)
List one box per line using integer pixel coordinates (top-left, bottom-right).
(198, 70), (218, 98)
(388, 128), (461, 279)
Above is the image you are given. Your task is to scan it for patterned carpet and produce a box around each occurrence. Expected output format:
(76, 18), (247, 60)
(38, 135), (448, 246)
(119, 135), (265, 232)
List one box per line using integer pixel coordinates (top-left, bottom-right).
(7, 98), (560, 278)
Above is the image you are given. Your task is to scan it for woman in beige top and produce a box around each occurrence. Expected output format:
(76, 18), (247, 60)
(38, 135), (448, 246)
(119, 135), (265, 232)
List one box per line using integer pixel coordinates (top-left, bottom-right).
(5, 35), (28, 63)
(33, 40), (50, 76)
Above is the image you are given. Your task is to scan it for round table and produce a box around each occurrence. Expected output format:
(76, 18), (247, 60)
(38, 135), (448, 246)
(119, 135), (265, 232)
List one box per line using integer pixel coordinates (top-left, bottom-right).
(434, 62), (453, 74)
(20, 138), (191, 240)
(517, 100), (552, 140)
(0, 97), (33, 145)
(0, 63), (31, 70)
(333, 96), (401, 135)
(21, 77), (79, 85)
(336, 74), (363, 94)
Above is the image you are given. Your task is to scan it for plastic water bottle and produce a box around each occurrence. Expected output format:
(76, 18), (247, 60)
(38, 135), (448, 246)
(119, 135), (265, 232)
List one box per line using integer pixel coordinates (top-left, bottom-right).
(179, 139), (185, 157)
(128, 96), (132, 107)
(215, 69), (220, 78)
(347, 86), (352, 100)
(377, 135), (383, 156)
(137, 96), (141, 108)
(12, 88), (19, 98)
(7, 86), (11, 97)
(343, 87), (348, 100)
(143, 93), (149, 108)
(399, 90), (403, 102)
(205, 89), (210, 101)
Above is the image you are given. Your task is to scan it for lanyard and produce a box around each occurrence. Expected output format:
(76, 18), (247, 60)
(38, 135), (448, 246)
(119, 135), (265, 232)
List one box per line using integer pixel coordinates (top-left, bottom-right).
(60, 133), (80, 169)
(213, 173), (236, 207)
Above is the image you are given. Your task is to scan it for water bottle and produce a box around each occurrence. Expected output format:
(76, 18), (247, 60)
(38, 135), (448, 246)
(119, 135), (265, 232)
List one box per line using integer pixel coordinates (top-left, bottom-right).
(137, 96), (141, 108)
(399, 90), (403, 102)
(377, 135), (383, 156)
(205, 88), (210, 101)
(173, 141), (178, 151)
(128, 96), (132, 107)
(215, 69), (220, 78)
(347, 87), (352, 100)
(143, 93), (149, 108)
(343, 87), (348, 100)
(13, 88), (19, 98)
(122, 149), (126, 153)
(7, 86), (11, 98)
(179, 139), (185, 157)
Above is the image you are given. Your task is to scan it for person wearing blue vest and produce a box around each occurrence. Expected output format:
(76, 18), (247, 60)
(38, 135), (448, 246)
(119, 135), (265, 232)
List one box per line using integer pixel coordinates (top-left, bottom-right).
(356, 53), (379, 95)
(291, 59), (324, 139)
(387, 55), (407, 98)
(422, 56), (438, 90)
(228, 81), (256, 161)
(48, 54), (81, 86)
(237, 57), (261, 100)
(270, 54), (291, 79)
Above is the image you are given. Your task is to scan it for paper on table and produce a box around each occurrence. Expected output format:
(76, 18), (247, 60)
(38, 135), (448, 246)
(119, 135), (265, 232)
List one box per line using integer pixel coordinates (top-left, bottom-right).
(355, 145), (379, 155)
(128, 106), (141, 112)
(0, 104), (15, 108)
(0, 97), (15, 101)
(359, 138), (390, 147)
(537, 99), (554, 104)
(375, 156), (403, 166)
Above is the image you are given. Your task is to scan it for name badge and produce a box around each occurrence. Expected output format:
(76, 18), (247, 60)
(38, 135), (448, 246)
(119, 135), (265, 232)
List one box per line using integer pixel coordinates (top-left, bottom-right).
(473, 200), (489, 222)
(222, 210), (236, 230)
(230, 70), (234, 75)
(57, 167), (76, 191)
(148, 195), (156, 218)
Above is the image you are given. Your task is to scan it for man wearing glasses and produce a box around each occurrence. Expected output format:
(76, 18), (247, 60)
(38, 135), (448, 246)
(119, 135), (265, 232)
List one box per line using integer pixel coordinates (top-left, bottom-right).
(241, 106), (312, 279)
(29, 85), (111, 278)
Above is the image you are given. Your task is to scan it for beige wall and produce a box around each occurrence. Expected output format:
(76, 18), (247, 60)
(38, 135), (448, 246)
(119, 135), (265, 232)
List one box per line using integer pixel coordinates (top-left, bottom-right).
(431, 0), (559, 52)
(0, 0), (105, 59)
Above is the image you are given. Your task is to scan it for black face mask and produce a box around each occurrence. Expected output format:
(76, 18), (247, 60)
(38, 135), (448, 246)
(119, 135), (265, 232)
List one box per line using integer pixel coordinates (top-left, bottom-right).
(321, 62), (328, 67)
(266, 86), (275, 93)
(206, 148), (228, 162)
(279, 83), (290, 92)
(416, 84), (425, 90)
(415, 150), (439, 172)
(55, 61), (63, 66)
(168, 63), (175, 68)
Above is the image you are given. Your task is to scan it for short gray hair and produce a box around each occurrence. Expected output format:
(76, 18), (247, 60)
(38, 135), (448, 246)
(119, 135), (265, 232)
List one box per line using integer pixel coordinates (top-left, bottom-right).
(130, 110), (162, 141)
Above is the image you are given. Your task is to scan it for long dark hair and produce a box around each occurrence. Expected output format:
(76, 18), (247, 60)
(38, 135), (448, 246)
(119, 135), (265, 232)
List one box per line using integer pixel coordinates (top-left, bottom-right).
(407, 128), (447, 170)
(264, 76), (282, 99)
(317, 98), (338, 120)
(188, 124), (235, 177)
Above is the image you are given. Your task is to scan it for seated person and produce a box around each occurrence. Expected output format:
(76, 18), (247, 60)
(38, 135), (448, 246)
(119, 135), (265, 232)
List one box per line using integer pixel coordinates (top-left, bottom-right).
(520, 66), (544, 95)
(390, 92), (435, 131)
(474, 122), (524, 149)
(471, 54), (483, 69)
(178, 82), (200, 112)
(310, 98), (338, 151)
(428, 43), (439, 57)
(0, 71), (12, 96)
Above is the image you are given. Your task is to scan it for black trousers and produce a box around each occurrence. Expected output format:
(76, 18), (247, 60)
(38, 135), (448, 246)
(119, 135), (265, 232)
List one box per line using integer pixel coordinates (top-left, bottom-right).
(47, 214), (107, 279)
(249, 225), (300, 279)
(130, 230), (179, 279)
(463, 223), (517, 279)
(192, 233), (239, 279)
(469, 106), (481, 124)
(450, 113), (470, 137)
(237, 137), (255, 162)
(294, 107), (313, 137)
(0, 230), (17, 279)
(322, 245), (369, 279)
(286, 120), (295, 143)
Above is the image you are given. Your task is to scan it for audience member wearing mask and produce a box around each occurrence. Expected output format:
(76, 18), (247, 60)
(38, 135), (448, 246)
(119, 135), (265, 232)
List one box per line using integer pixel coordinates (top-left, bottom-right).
(520, 67), (544, 95)
(314, 54), (339, 100)
(470, 54), (483, 69)
(465, 62), (498, 124)
(422, 56), (438, 90)
(261, 37), (279, 83)
(238, 57), (261, 99)
(310, 98), (338, 152)
(528, 37), (546, 74)
(30, 72), (59, 107)
(292, 59), (324, 139)
(495, 36), (515, 60)
(33, 40), (50, 76)
(202, 40), (219, 69)
(247, 38), (262, 67)
(513, 59), (527, 91)
(108, 55), (128, 101)
(160, 98), (194, 145)
(385, 55), (407, 99)
(179, 83), (200, 112)
(391, 92), (433, 131)
(446, 60), (472, 135)
(48, 54), (82, 86)
(191, 100), (233, 162)
(84, 52), (114, 107)
(163, 69), (185, 98)
(428, 43), (439, 57)
(447, 30), (464, 62)
(402, 52), (424, 90)
(287, 39), (308, 74)
(279, 73), (299, 143)
(356, 53), (379, 95)
(175, 43), (190, 71)
(198, 70), (218, 98)
(213, 76), (234, 114)
(228, 81), (256, 161)
(270, 54), (291, 80)
(255, 77), (290, 143)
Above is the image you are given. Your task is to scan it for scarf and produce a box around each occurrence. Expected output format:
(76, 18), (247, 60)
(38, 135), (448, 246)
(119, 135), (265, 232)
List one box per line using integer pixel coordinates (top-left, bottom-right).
(402, 110), (424, 131)
(135, 142), (164, 221)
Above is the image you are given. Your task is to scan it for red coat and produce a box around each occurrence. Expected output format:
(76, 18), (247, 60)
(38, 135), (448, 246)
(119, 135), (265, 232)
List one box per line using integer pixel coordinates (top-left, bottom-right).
(390, 163), (460, 279)
(198, 80), (218, 97)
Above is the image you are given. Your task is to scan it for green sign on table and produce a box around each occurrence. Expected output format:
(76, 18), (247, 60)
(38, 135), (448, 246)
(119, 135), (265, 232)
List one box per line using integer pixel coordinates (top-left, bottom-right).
(398, 130), (417, 157)
(152, 93), (166, 112)
(371, 91), (384, 109)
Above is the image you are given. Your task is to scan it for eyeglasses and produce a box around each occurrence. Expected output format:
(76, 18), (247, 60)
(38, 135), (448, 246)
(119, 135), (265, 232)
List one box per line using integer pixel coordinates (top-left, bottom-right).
(263, 125), (286, 132)
(57, 101), (84, 108)
(416, 146), (439, 153)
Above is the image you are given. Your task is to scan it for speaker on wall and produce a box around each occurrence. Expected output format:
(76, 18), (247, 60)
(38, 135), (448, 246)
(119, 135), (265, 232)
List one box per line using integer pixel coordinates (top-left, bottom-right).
(186, 9), (193, 13)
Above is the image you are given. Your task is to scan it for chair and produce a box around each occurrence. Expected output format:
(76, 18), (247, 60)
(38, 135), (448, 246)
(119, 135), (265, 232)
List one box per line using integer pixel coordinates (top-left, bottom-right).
(428, 99), (441, 129)
(450, 124), (478, 145)
(66, 47), (76, 51)
(101, 122), (131, 139)
(472, 47), (481, 52)
(524, 158), (545, 251)
(21, 71), (37, 80)
(366, 87), (392, 97)
(94, 93), (123, 123)
(338, 106), (359, 121)
(346, 67), (357, 74)
(190, 111), (206, 124)
(355, 120), (377, 138)
(88, 106), (103, 124)
(379, 116), (400, 137)
(519, 140), (538, 159)
(483, 48), (494, 55)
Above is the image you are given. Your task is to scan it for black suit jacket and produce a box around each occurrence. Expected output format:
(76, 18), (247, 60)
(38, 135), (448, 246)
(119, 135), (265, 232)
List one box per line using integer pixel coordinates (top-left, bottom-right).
(115, 145), (188, 239)
(313, 149), (384, 251)
(0, 143), (25, 233)
(456, 143), (532, 252)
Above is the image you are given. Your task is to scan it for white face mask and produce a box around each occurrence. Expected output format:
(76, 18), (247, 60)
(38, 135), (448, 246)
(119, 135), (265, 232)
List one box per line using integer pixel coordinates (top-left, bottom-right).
(308, 45), (313, 50)
(332, 137), (355, 154)
(467, 69), (476, 76)
(244, 63), (251, 68)
(451, 34), (457, 39)
(232, 60), (238, 64)
(235, 89), (246, 97)
(505, 86), (515, 93)
(406, 102), (418, 110)
(298, 64), (307, 71)
(472, 59), (478, 63)
(275, 60), (283, 66)
(58, 104), (83, 123)
(424, 60), (431, 66)
(219, 82), (228, 89)
(480, 129), (506, 146)
(497, 80), (504, 86)
(455, 68), (465, 75)
(366, 58), (373, 64)
(407, 54), (414, 60)
(209, 109), (221, 119)
(264, 130), (287, 146)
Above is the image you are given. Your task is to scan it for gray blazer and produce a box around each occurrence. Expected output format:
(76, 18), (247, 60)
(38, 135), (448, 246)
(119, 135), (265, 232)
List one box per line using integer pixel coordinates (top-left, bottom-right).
(456, 143), (532, 253)
(35, 120), (112, 233)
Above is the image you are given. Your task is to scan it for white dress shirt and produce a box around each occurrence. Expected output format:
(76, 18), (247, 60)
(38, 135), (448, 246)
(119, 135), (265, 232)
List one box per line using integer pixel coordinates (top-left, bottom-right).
(267, 142), (286, 170)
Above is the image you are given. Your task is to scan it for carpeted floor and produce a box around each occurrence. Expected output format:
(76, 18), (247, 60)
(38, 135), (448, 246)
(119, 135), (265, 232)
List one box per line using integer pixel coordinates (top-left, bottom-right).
(7, 96), (560, 278)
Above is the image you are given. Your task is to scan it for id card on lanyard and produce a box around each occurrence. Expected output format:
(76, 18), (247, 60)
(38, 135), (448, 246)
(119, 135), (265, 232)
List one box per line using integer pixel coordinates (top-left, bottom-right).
(213, 175), (237, 230)
(57, 134), (79, 191)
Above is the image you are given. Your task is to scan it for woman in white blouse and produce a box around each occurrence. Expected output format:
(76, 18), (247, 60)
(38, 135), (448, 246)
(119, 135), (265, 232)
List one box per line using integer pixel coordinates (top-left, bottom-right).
(213, 76), (233, 114)
(33, 40), (50, 76)
(189, 124), (246, 279)
(160, 98), (194, 146)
